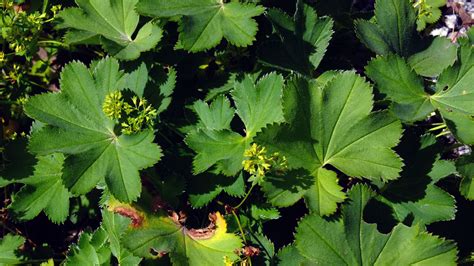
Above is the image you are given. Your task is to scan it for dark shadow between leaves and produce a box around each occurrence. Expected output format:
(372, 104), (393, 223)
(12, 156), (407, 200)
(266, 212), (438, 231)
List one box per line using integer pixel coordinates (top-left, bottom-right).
(382, 130), (440, 203)
(0, 138), (37, 183)
(265, 168), (314, 193)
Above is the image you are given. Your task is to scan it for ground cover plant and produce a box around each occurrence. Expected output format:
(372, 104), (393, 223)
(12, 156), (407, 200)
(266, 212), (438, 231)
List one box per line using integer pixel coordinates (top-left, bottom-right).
(1, 0), (474, 265)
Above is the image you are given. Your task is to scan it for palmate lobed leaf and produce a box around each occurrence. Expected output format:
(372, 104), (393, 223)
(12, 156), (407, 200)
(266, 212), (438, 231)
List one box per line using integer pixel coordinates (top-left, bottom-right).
(186, 72), (284, 176)
(137, 0), (264, 52)
(258, 3), (334, 77)
(279, 185), (458, 265)
(366, 39), (474, 144)
(257, 72), (403, 215)
(24, 58), (162, 202)
(9, 153), (71, 224)
(355, 0), (419, 57)
(58, 0), (163, 60)
(107, 201), (243, 265)
(66, 211), (141, 266)
(376, 134), (456, 225)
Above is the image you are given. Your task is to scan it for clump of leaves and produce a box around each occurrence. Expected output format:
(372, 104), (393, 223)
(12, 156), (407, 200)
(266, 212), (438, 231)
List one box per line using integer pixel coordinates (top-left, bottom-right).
(413, 0), (446, 31)
(23, 58), (164, 202)
(2, 0), (474, 265)
(58, 0), (163, 60)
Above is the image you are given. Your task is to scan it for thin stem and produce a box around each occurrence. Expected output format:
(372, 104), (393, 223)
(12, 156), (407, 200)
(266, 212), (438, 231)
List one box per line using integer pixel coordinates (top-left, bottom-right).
(428, 123), (447, 131)
(231, 210), (247, 244)
(233, 182), (256, 209)
(37, 40), (69, 48)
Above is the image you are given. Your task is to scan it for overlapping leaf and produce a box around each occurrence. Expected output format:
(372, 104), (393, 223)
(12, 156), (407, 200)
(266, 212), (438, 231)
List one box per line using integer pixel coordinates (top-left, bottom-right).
(355, 0), (419, 56)
(188, 173), (245, 208)
(109, 201), (242, 265)
(366, 40), (474, 144)
(456, 154), (474, 200)
(66, 211), (141, 265)
(257, 72), (403, 215)
(9, 153), (70, 223)
(58, 0), (163, 60)
(137, 0), (264, 52)
(186, 73), (284, 176)
(258, 2), (333, 77)
(24, 58), (162, 202)
(376, 134), (456, 225)
(279, 185), (458, 265)
(0, 234), (25, 265)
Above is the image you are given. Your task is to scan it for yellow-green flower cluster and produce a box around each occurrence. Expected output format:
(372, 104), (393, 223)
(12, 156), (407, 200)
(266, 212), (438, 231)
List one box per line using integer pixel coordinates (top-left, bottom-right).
(121, 96), (158, 135)
(242, 143), (288, 184)
(102, 91), (158, 135)
(103, 91), (124, 119)
(1, 2), (61, 56)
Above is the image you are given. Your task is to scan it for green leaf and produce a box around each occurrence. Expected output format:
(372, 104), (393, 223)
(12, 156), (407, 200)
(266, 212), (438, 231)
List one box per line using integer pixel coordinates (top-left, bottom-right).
(261, 169), (313, 208)
(355, 0), (418, 56)
(354, 19), (391, 56)
(102, 211), (142, 265)
(66, 228), (111, 266)
(257, 73), (403, 215)
(366, 54), (435, 122)
(156, 67), (177, 114)
(137, 0), (264, 52)
(431, 42), (474, 144)
(408, 37), (458, 77)
(292, 185), (458, 265)
(65, 210), (141, 266)
(258, 3), (333, 77)
(377, 134), (456, 225)
(250, 205), (280, 221)
(249, 233), (275, 266)
(0, 234), (25, 265)
(188, 173), (245, 208)
(304, 167), (346, 216)
(118, 206), (243, 264)
(456, 154), (474, 200)
(414, 0), (445, 31)
(58, 0), (162, 60)
(24, 58), (162, 202)
(193, 96), (235, 131)
(186, 73), (284, 176)
(9, 153), (71, 223)
(277, 245), (311, 265)
(367, 42), (474, 141)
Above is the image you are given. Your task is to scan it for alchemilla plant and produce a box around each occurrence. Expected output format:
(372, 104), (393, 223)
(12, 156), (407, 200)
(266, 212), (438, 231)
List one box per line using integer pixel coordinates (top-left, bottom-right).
(1, 0), (474, 265)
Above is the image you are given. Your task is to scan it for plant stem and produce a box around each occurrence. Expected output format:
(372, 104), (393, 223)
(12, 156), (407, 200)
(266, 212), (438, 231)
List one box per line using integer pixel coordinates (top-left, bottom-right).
(37, 40), (69, 48)
(234, 183), (256, 209)
(231, 210), (247, 244)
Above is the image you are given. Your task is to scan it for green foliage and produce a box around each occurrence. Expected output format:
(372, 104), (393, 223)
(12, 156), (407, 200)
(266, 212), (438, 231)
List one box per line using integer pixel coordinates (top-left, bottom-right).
(0, 234), (25, 265)
(2, 0), (472, 265)
(24, 58), (163, 202)
(9, 153), (70, 223)
(413, 0), (445, 31)
(66, 211), (141, 265)
(258, 2), (333, 77)
(280, 185), (458, 265)
(109, 201), (242, 265)
(366, 40), (474, 144)
(137, 0), (264, 52)
(457, 154), (474, 200)
(376, 134), (456, 225)
(58, 0), (163, 60)
(257, 72), (403, 215)
(355, 0), (418, 56)
(186, 73), (284, 176)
